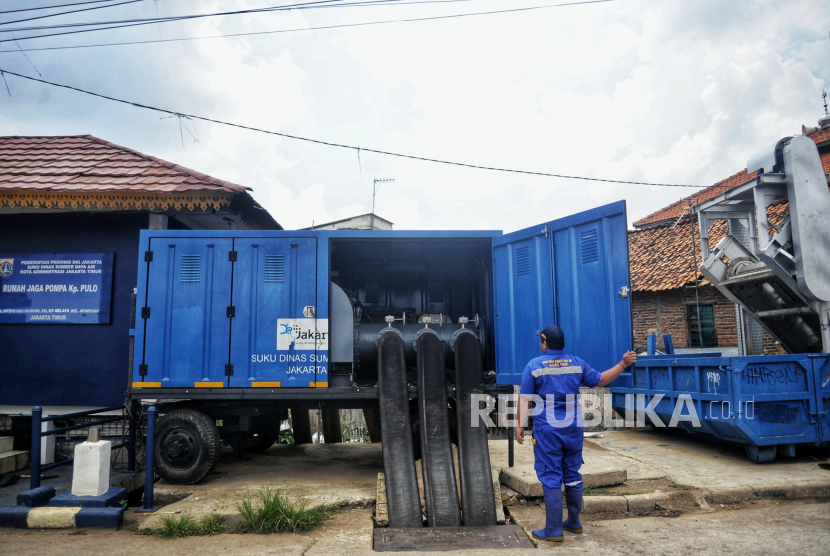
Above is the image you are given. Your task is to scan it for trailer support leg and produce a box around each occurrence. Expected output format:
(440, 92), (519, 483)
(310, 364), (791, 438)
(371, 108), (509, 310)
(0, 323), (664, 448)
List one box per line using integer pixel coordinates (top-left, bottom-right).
(322, 409), (343, 444)
(136, 406), (160, 513)
(291, 408), (313, 445)
(30, 406), (42, 490)
(127, 400), (138, 472)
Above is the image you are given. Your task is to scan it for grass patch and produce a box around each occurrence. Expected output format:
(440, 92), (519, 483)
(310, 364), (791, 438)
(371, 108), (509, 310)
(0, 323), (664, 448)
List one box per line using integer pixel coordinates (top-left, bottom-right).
(621, 490), (652, 496)
(120, 518), (140, 532)
(676, 484), (695, 491)
(583, 487), (595, 496)
(155, 513), (227, 538)
(235, 487), (337, 534)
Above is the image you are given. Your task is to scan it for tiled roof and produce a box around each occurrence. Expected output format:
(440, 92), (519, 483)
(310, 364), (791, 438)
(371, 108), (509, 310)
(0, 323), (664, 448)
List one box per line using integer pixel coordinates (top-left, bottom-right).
(634, 131), (830, 228)
(807, 126), (830, 145)
(0, 135), (250, 193)
(630, 197), (796, 292)
(634, 169), (755, 228)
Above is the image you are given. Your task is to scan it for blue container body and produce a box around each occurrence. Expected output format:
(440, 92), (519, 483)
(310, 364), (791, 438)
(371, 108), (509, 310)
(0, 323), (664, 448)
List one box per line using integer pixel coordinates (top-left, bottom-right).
(610, 354), (830, 449)
(132, 201), (634, 389)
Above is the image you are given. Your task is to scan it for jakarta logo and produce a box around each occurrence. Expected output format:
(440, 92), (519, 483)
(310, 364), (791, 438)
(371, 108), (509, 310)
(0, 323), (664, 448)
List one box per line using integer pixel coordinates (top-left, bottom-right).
(279, 323), (294, 335)
(0, 259), (12, 279)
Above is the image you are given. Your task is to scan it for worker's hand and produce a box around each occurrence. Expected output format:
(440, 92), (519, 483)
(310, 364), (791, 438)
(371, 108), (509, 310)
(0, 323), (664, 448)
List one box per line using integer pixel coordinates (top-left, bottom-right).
(515, 426), (525, 445)
(621, 351), (637, 368)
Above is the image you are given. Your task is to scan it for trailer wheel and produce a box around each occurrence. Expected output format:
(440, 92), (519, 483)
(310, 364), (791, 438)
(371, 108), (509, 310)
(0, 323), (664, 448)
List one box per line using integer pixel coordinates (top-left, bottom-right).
(745, 444), (776, 464)
(242, 415), (283, 453)
(156, 409), (220, 484)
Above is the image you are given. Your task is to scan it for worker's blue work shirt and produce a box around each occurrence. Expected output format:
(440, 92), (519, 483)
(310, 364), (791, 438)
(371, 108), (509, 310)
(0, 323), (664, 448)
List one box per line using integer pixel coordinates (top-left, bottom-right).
(519, 349), (601, 430)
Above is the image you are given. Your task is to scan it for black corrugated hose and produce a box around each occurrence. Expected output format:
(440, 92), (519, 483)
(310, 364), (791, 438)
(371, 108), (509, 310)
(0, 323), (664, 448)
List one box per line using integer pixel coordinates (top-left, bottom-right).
(378, 332), (423, 528)
(417, 333), (462, 527)
(454, 333), (498, 526)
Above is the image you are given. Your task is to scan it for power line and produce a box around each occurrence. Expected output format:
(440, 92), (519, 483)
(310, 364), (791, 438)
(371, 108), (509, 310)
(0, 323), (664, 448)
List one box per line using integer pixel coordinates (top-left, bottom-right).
(0, 0), (145, 27)
(0, 68), (704, 188)
(0, 0), (135, 16)
(0, 0), (613, 48)
(0, 0), (401, 33)
(0, 0), (373, 43)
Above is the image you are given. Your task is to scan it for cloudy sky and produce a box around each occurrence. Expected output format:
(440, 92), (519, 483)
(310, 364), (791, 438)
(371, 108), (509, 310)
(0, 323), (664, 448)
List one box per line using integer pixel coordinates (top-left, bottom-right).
(1, 0), (828, 231)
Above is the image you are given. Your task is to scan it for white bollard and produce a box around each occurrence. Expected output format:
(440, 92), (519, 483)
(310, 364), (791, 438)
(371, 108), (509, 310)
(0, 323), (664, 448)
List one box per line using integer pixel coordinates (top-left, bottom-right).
(71, 440), (112, 496)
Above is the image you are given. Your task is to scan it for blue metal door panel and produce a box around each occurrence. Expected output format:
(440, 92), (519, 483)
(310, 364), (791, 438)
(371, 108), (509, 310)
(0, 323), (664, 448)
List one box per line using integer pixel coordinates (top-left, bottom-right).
(140, 238), (233, 387)
(552, 202), (632, 374)
(492, 229), (555, 384)
(229, 238), (319, 387)
(492, 201), (632, 385)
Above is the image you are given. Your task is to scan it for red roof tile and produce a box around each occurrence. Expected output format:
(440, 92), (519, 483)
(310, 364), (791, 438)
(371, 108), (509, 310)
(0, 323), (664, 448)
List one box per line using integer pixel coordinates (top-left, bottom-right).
(630, 193), (814, 292)
(0, 135), (251, 194)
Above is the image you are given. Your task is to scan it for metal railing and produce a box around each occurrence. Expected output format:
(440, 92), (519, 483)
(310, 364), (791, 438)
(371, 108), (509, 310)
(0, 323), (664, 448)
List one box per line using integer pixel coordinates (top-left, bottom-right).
(29, 405), (135, 490)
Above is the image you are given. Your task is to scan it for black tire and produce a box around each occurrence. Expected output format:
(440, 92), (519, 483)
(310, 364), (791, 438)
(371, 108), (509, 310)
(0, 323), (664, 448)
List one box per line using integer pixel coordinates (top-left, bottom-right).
(156, 409), (220, 485)
(242, 414), (283, 453)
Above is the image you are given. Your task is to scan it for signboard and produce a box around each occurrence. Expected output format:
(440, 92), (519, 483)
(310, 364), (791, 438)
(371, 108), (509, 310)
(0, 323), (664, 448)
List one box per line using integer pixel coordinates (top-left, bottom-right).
(277, 318), (329, 351)
(0, 253), (114, 324)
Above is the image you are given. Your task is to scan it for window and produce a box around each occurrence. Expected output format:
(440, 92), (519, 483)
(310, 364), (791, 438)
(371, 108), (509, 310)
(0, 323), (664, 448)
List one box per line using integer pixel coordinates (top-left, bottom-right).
(687, 305), (716, 348)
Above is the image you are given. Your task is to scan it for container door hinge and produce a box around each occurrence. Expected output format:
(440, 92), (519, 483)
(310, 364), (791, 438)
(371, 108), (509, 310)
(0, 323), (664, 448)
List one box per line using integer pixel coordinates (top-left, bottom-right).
(225, 364), (234, 376)
(138, 364), (148, 376)
(144, 251), (153, 262)
(227, 306), (236, 318)
(141, 307), (150, 319)
(228, 251), (237, 262)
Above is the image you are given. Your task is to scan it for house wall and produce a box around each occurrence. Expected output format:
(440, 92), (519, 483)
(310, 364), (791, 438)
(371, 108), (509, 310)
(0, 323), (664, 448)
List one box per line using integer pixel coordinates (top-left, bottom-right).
(631, 285), (783, 355)
(0, 212), (149, 407)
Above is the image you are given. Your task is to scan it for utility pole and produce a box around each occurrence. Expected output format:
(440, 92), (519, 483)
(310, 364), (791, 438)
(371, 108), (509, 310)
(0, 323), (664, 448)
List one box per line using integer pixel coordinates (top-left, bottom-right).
(372, 178), (395, 229)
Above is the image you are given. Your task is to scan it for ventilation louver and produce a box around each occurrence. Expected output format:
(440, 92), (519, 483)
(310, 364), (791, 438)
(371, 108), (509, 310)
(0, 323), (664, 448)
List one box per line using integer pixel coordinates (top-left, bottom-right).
(580, 230), (599, 264)
(180, 255), (200, 282)
(515, 246), (531, 276)
(264, 255), (285, 282)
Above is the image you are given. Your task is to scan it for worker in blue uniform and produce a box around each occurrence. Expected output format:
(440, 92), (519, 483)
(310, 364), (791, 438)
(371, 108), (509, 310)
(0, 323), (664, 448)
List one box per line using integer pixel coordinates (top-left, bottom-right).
(516, 325), (636, 542)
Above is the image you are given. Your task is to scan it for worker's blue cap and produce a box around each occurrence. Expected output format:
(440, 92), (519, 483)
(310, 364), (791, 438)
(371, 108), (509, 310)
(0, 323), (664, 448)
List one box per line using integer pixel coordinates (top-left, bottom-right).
(536, 325), (564, 345)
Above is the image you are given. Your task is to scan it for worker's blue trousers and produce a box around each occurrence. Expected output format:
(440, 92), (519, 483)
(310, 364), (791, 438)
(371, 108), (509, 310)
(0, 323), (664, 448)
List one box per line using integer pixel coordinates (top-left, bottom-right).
(532, 426), (584, 490)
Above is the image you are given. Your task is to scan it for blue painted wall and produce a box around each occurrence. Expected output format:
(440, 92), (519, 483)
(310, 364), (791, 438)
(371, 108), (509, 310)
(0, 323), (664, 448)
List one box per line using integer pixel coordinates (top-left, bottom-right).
(0, 212), (147, 407)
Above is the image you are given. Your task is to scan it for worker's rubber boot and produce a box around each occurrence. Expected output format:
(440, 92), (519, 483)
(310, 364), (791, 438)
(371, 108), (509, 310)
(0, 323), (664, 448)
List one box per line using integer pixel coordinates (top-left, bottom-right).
(531, 487), (564, 542)
(562, 485), (584, 534)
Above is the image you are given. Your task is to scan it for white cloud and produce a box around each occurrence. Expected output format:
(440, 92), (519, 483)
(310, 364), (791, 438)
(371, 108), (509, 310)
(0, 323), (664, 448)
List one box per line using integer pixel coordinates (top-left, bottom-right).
(0, 0), (827, 232)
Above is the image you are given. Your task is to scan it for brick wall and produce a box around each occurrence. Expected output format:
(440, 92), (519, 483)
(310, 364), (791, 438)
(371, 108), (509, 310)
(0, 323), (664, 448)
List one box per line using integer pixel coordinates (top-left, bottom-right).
(631, 285), (784, 354)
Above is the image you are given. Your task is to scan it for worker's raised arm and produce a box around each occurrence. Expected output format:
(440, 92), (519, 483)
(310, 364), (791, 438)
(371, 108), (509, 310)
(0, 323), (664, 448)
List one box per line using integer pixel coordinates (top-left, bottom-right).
(515, 395), (534, 444)
(597, 351), (637, 387)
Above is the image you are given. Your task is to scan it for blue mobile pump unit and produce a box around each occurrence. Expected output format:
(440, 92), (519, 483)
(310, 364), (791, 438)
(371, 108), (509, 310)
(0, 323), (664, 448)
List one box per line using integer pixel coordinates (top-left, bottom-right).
(128, 201), (633, 526)
(610, 135), (830, 463)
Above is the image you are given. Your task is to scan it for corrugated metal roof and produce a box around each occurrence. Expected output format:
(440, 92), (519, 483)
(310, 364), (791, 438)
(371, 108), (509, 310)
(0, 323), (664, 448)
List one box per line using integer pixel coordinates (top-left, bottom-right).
(0, 135), (251, 194)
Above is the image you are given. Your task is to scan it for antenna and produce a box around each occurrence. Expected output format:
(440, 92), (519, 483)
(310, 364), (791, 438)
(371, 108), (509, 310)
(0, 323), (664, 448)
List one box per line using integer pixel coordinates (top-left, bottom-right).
(372, 177), (395, 216)
(824, 89), (828, 116)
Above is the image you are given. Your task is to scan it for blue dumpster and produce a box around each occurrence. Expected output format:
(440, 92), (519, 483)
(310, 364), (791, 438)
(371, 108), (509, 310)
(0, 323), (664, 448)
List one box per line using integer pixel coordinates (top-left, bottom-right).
(610, 353), (830, 463)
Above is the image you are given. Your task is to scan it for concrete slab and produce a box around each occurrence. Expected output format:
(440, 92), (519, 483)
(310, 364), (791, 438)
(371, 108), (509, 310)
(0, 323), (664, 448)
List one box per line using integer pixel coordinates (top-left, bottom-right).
(585, 429), (830, 494)
(142, 443), (383, 530)
(487, 437), (666, 482)
(0, 436), (13, 453)
(50, 487), (127, 508)
(499, 465), (627, 497)
(0, 450), (29, 475)
(0, 467), (142, 508)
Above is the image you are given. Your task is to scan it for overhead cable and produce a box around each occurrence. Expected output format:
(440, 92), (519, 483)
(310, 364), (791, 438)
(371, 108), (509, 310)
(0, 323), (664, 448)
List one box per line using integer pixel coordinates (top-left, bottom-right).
(0, 0), (137, 16)
(0, 68), (704, 188)
(0, 0), (146, 27)
(0, 0), (612, 45)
